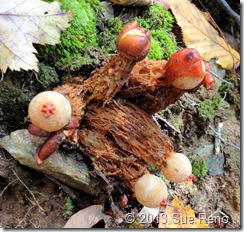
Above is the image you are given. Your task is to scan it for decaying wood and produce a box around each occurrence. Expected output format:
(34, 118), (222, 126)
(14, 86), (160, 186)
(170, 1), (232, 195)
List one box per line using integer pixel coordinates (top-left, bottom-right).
(79, 100), (173, 187)
(54, 54), (134, 120)
(119, 58), (185, 114)
(54, 55), (197, 188)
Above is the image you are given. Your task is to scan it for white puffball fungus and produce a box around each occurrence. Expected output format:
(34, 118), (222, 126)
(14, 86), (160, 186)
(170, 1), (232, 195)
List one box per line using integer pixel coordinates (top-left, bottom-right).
(161, 152), (192, 183)
(134, 174), (168, 208)
(28, 91), (72, 132)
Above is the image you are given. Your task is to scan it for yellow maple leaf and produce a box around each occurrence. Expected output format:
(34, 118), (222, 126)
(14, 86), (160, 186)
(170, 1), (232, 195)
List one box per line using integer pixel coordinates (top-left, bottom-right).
(159, 197), (207, 228)
(168, 0), (240, 70)
(0, 0), (72, 73)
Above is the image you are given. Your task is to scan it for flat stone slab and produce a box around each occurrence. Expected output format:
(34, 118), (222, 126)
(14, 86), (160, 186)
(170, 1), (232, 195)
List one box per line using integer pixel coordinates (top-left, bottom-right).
(0, 129), (99, 195)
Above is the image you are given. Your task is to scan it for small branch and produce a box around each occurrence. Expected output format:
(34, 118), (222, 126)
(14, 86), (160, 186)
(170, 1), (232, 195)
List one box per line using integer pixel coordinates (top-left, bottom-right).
(209, 125), (240, 151)
(0, 72), (4, 82)
(214, 122), (223, 155)
(45, 175), (76, 199)
(0, 179), (18, 197)
(154, 113), (181, 134)
(152, 115), (162, 128)
(12, 169), (45, 212)
(15, 205), (37, 228)
(216, 0), (240, 25)
(33, 191), (64, 210)
(209, 70), (233, 86)
(185, 95), (201, 106)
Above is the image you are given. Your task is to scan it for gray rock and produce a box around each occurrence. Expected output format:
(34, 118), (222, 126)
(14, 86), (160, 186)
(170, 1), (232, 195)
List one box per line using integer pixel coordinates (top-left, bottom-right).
(0, 129), (99, 195)
(195, 144), (225, 176)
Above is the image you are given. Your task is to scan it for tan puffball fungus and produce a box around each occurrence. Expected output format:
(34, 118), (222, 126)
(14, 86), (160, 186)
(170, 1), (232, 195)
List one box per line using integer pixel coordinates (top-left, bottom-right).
(161, 152), (192, 183)
(134, 174), (168, 208)
(28, 91), (72, 132)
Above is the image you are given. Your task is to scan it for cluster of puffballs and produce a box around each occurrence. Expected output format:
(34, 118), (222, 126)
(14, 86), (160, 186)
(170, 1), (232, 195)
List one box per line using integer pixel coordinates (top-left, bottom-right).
(28, 91), (192, 209)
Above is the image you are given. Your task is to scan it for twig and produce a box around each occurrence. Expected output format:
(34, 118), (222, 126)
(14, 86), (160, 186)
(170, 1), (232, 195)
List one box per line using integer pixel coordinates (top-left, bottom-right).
(15, 205), (37, 228)
(12, 169), (45, 212)
(0, 72), (4, 82)
(0, 156), (13, 161)
(214, 122), (223, 155)
(209, 125), (240, 151)
(216, 0), (240, 25)
(45, 174), (76, 200)
(154, 113), (181, 134)
(27, 218), (39, 228)
(152, 115), (162, 128)
(33, 72), (45, 86)
(185, 95), (201, 106)
(33, 191), (64, 210)
(0, 179), (18, 197)
(209, 70), (233, 86)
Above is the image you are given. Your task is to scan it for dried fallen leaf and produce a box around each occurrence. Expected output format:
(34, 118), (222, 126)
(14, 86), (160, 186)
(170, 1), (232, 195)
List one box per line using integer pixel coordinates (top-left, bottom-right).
(64, 205), (111, 228)
(0, 0), (72, 73)
(168, 0), (240, 70)
(159, 197), (207, 228)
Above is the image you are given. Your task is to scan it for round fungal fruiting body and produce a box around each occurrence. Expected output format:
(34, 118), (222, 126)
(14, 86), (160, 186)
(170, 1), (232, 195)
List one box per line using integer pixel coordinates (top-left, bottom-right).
(117, 21), (151, 61)
(161, 152), (192, 183)
(134, 174), (168, 208)
(164, 48), (207, 90)
(28, 91), (72, 132)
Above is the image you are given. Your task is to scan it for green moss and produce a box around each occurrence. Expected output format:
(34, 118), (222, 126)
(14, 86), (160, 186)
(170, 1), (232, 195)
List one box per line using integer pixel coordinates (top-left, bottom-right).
(38, 64), (59, 87)
(63, 196), (74, 219)
(159, 173), (170, 185)
(42, 0), (101, 70)
(137, 3), (177, 60)
(198, 95), (223, 123)
(147, 163), (158, 172)
(148, 30), (177, 60)
(97, 17), (124, 54)
(218, 74), (240, 105)
(98, 3), (177, 59)
(190, 156), (208, 178)
(137, 3), (174, 31)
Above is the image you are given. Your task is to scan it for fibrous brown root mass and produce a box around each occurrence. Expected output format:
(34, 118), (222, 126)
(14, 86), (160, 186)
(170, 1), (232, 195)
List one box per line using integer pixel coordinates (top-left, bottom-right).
(54, 54), (199, 188)
(78, 100), (173, 187)
(54, 54), (134, 120)
(120, 58), (185, 114)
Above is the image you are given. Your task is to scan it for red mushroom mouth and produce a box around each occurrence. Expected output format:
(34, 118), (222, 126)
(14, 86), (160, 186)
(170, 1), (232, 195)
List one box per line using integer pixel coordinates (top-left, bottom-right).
(163, 48), (210, 90)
